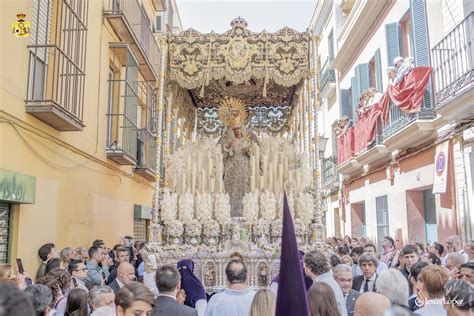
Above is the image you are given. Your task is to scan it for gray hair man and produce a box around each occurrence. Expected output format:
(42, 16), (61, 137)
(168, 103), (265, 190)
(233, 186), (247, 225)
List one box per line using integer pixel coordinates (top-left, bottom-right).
(304, 251), (348, 316)
(334, 264), (361, 315)
(24, 284), (52, 316)
(446, 252), (466, 280)
(376, 269), (409, 307)
(352, 253), (378, 293)
(152, 265), (197, 316)
(88, 286), (115, 312)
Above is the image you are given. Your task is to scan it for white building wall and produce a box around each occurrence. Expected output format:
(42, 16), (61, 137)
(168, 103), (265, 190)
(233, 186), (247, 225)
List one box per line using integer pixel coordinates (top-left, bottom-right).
(339, 1), (411, 87)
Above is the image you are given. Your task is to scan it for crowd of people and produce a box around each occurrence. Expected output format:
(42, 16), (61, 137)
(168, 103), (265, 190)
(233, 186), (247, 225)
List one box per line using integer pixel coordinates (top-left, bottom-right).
(0, 234), (472, 316)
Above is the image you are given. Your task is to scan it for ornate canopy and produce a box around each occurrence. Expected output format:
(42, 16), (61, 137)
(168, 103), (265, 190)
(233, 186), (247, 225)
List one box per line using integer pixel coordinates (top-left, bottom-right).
(168, 17), (311, 109)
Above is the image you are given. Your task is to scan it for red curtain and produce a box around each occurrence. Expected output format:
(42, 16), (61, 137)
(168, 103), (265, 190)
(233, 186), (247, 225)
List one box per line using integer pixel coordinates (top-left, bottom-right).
(387, 67), (432, 113)
(353, 105), (382, 155)
(337, 127), (354, 164)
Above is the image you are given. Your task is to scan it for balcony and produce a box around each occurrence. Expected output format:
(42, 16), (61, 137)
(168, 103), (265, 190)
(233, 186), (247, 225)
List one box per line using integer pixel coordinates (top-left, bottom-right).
(134, 129), (158, 181)
(320, 58), (336, 98)
(322, 157), (339, 192)
(26, 0), (89, 131)
(432, 12), (474, 123)
(383, 102), (436, 152)
(104, 0), (161, 81)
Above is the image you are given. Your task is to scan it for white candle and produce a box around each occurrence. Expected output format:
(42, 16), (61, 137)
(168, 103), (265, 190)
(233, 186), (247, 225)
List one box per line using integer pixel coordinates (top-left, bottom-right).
(191, 164), (197, 195)
(260, 175), (265, 191)
(250, 158), (256, 192)
(255, 146), (260, 189)
(181, 173), (186, 193)
(210, 178), (215, 193)
(201, 169), (206, 193)
(262, 154), (268, 191)
(269, 167), (274, 194)
(208, 154), (213, 189)
(187, 154), (192, 190)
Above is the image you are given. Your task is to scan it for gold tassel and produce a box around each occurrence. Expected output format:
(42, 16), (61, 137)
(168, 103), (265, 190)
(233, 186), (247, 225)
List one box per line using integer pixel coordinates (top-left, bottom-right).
(263, 80), (267, 98)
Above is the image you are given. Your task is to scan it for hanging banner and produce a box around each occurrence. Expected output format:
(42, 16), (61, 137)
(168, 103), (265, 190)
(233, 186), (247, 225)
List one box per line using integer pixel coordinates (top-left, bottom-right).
(433, 142), (449, 194)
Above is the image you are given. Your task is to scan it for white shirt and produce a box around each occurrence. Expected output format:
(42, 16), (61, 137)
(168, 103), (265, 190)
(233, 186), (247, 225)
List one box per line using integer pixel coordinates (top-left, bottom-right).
(204, 288), (255, 316)
(359, 273), (377, 293)
(158, 294), (177, 300)
(116, 278), (125, 289)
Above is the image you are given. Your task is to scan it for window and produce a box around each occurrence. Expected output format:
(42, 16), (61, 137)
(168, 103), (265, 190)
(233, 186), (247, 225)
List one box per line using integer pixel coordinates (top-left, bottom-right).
(156, 15), (162, 32)
(27, 0), (89, 123)
(400, 11), (414, 57)
(376, 195), (389, 253)
(328, 30), (335, 59)
(134, 219), (148, 242)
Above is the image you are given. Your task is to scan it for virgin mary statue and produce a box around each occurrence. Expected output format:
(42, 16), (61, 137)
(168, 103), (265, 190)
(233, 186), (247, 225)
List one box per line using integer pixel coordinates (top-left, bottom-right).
(221, 125), (258, 216)
(217, 97), (259, 217)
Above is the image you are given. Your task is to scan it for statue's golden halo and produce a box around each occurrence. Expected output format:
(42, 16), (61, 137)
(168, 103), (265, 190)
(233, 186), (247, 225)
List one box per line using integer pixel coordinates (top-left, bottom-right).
(217, 97), (249, 127)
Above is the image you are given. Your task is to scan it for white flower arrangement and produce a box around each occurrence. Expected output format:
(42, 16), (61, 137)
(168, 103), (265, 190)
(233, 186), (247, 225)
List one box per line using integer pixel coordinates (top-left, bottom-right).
(271, 219), (283, 237)
(259, 192), (276, 223)
(166, 220), (184, 238)
(293, 218), (307, 236)
(185, 222), (202, 237)
(296, 192), (314, 224)
(196, 193), (213, 223)
(214, 193), (231, 225)
(243, 192), (260, 225)
(161, 189), (178, 225)
(253, 219), (268, 237)
(203, 220), (220, 238)
(178, 192), (195, 225)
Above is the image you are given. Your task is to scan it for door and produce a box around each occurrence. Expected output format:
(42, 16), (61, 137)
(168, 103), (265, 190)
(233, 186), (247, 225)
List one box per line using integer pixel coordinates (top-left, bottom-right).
(423, 189), (437, 244)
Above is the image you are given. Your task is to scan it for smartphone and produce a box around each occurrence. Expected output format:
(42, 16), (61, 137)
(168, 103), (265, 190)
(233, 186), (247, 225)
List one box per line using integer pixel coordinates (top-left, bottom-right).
(16, 258), (24, 274)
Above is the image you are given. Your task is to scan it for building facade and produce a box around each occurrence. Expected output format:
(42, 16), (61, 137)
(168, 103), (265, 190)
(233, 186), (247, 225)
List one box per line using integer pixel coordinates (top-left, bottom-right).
(314, 0), (473, 247)
(0, 0), (181, 275)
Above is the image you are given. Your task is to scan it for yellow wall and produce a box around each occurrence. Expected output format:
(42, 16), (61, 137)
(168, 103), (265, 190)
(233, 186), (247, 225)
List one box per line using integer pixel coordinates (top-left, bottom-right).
(0, 0), (157, 277)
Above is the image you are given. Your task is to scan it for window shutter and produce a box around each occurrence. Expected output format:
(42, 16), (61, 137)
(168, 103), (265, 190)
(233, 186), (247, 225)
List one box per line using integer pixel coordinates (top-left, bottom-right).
(357, 63), (371, 92)
(374, 49), (383, 92)
(410, 0), (432, 108)
(385, 23), (401, 65)
(340, 89), (352, 119)
(30, 0), (52, 62)
(350, 76), (359, 119)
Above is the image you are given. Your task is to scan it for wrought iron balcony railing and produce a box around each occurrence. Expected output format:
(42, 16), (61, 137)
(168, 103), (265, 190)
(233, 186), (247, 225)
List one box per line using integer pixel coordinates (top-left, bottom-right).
(320, 58), (336, 92)
(322, 156), (338, 188)
(383, 101), (436, 139)
(135, 128), (158, 180)
(431, 12), (474, 106)
(104, 0), (161, 81)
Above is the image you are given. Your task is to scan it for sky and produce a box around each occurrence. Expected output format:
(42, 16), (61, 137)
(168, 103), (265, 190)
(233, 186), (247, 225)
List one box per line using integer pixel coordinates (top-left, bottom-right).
(175, 0), (317, 33)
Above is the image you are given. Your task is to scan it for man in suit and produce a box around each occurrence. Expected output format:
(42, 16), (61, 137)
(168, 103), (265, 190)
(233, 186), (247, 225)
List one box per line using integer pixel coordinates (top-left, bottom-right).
(108, 262), (136, 294)
(334, 264), (361, 315)
(152, 264), (197, 316)
(352, 253), (378, 293)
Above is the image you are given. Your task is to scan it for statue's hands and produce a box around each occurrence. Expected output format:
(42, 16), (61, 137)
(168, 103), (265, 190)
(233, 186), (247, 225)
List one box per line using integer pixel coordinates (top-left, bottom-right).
(241, 147), (251, 155)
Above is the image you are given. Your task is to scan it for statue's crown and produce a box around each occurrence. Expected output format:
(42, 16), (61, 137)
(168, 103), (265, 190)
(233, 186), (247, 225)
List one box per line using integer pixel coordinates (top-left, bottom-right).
(230, 17), (248, 29)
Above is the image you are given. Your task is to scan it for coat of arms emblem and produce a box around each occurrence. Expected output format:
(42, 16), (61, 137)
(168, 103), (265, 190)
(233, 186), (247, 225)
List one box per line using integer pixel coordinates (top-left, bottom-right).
(12, 13), (30, 38)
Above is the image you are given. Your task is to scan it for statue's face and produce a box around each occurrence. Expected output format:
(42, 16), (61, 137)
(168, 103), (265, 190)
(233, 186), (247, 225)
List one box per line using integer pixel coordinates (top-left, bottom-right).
(233, 127), (242, 138)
